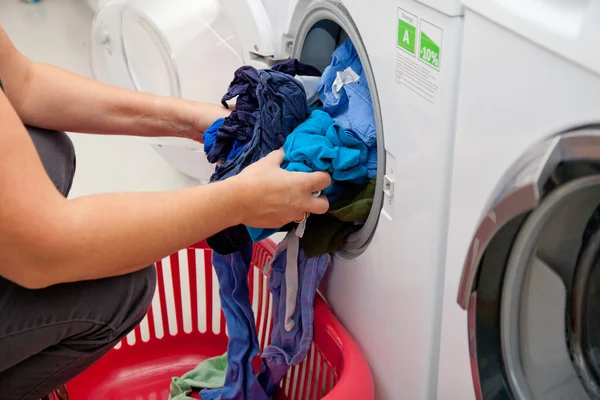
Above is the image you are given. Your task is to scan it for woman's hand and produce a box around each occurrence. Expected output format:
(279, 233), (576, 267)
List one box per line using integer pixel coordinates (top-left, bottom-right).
(231, 149), (331, 228)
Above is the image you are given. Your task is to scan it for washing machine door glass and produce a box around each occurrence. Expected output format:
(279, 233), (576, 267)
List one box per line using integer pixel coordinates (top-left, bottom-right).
(91, 0), (248, 103)
(90, 0), (277, 157)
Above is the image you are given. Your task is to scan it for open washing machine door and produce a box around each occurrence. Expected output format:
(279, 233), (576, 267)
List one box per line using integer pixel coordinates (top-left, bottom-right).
(90, 0), (279, 181)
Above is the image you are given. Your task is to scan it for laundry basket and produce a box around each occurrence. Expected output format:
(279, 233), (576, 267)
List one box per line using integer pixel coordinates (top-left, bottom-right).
(65, 240), (374, 400)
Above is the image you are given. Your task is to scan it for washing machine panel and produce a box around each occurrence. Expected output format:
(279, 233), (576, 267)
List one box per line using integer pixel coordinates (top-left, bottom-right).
(440, 2), (600, 398)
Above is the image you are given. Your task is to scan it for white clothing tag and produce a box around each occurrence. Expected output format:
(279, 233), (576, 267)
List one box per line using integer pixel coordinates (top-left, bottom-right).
(332, 67), (360, 98)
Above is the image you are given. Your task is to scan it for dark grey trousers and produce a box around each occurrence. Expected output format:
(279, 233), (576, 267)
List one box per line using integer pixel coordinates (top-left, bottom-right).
(0, 127), (156, 400)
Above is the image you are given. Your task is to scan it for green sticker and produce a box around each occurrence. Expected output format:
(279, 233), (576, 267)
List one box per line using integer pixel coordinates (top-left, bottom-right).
(397, 9), (417, 55)
(419, 20), (442, 70)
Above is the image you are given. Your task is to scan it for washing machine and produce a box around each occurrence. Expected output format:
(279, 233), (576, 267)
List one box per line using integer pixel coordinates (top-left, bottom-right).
(89, 0), (464, 398)
(436, 1), (600, 399)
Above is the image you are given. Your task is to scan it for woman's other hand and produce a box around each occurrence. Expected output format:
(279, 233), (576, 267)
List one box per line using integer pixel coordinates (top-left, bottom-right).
(231, 149), (331, 228)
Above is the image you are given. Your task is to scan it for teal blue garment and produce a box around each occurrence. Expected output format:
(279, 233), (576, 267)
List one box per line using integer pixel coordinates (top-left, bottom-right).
(247, 109), (370, 242)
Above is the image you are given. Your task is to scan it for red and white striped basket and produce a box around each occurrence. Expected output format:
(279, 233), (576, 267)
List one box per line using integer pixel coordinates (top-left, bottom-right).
(66, 240), (374, 400)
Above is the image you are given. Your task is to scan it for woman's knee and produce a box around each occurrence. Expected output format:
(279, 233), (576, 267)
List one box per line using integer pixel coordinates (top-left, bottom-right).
(71, 265), (157, 349)
(108, 265), (157, 338)
(128, 265), (157, 322)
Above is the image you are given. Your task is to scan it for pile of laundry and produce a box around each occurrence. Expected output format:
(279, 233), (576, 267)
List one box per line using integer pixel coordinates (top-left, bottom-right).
(169, 38), (377, 400)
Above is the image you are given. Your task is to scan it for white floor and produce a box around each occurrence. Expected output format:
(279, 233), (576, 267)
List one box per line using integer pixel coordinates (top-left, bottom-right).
(0, 0), (199, 198)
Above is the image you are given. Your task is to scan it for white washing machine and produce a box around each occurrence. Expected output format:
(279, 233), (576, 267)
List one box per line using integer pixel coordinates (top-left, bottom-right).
(438, 1), (600, 399)
(90, 0), (464, 398)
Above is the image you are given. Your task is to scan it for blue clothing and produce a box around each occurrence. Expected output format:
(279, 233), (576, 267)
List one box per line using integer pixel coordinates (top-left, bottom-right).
(210, 70), (309, 182)
(200, 245), (269, 400)
(203, 118), (224, 156)
(207, 110), (258, 164)
(206, 61), (321, 164)
(206, 70), (310, 255)
(206, 66), (260, 164)
(246, 110), (369, 242)
(206, 70), (309, 251)
(221, 66), (260, 110)
(366, 146), (377, 178)
(257, 250), (330, 394)
(319, 38), (377, 178)
(283, 110), (369, 195)
(229, 139), (245, 161)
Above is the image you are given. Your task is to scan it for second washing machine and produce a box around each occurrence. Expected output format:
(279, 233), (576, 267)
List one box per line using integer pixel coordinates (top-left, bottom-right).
(438, 1), (600, 399)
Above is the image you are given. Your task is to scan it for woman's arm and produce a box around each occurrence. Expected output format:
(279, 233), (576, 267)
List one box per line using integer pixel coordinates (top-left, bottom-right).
(0, 88), (330, 289)
(0, 26), (228, 141)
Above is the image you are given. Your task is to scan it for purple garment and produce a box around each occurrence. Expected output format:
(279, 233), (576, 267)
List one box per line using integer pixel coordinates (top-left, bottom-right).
(200, 244), (269, 400)
(206, 60), (321, 164)
(257, 250), (330, 394)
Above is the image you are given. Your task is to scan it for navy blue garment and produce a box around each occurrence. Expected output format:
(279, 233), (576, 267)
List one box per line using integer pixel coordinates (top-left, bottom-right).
(199, 244), (269, 400)
(210, 70), (310, 182)
(207, 110), (259, 164)
(220, 66), (260, 111)
(319, 38), (377, 178)
(257, 250), (330, 394)
(206, 68), (311, 255)
(207, 61), (321, 164)
(271, 59), (322, 78)
(206, 225), (251, 256)
(206, 66), (260, 164)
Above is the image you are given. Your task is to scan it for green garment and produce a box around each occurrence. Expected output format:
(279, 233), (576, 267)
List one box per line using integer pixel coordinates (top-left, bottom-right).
(300, 178), (376, 257)
(169, 353), (228, 400)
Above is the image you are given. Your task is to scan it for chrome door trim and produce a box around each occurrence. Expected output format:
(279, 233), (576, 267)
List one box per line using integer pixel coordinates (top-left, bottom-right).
(458, 129), (600, 309)
(468, 291), (484, 400)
